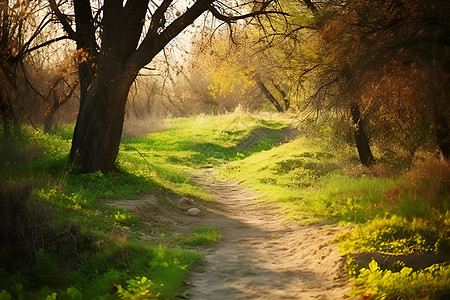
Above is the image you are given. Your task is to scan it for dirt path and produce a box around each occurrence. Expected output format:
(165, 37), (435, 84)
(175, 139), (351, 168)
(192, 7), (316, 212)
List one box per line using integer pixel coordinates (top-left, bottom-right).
(103, 167), (351, 299)
(185, 169), (351, 300)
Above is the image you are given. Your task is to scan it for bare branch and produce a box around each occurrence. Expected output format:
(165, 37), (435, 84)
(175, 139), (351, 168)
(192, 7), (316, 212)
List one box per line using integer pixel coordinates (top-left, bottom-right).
(49, 0), (76, 40)
(24, 36), (71, 54)
(208, 5), (288, 24)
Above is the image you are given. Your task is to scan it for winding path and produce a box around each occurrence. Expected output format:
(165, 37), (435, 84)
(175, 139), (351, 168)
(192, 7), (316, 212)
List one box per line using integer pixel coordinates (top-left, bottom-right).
(186, 169), (351, 300)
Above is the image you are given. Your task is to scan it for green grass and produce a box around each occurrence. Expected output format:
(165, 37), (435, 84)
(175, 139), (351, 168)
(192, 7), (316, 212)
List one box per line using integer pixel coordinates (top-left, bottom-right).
(118, 113), (292, 200)
(218, 116), (449, 299)
(173, 226), (222, 247)
(0, 112), (292, 299)
(0, 125), (205, 299)
(221, 135), (345, 223)
(1, 111), (449, 299)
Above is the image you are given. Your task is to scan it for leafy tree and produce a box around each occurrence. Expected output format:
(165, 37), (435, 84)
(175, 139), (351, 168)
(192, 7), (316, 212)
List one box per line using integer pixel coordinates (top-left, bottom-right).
(49, 0), (285, 172)
(190, 28), (292, 112)
(280, 0), (449, 165)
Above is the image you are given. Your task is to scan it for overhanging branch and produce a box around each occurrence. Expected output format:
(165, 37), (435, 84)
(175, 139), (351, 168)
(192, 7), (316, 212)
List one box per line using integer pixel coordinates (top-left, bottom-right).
(49, 0), (76, 40)
(24, 36), (71, 54)
(208, 5), (288, 24)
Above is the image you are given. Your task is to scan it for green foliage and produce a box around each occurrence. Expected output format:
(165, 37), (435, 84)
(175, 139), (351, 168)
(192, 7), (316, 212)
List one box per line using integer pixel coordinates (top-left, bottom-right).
(0, 122), (209, 299)
(2, 113), (448, 300)
(66, 286), (83, 300)
(45, 124), (75, 140)
(338, 216), (449, 255)
(32, 249), (72, 287)
(44, 292), (57, 300)
(113, 210), (141, 227)
(0, 290), (11, 300)
(176, 226), (222, 247)
(350, 260), (450, 299)
(117, 277), (159, 299)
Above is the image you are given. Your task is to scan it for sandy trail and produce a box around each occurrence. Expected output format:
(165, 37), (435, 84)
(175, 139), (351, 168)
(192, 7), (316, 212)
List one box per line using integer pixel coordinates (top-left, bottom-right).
(186, 169), (351, 300)
(103, 167), (352, 299)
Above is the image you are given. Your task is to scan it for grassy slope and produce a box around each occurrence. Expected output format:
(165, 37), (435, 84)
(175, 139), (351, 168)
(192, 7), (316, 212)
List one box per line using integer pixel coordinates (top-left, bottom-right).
(1, 112), (449, 299)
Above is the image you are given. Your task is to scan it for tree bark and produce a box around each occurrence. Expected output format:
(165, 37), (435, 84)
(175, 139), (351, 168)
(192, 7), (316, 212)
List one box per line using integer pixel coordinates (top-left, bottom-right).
(351, 102), (374, 167)
(68, 0), (148, 172)
(70, 60), (137, 172)
(0, 93), (14, 136)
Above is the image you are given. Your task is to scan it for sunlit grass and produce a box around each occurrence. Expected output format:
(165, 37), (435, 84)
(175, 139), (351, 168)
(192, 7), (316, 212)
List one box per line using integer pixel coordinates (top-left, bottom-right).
(172, 226), (222, 247)
(118, 111), (293, 200)
(219, 119), (449, 298)
(2, 112), (449, 299)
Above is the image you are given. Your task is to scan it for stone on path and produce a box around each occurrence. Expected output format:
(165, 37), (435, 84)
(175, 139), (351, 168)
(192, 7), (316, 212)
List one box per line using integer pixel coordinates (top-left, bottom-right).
(186, 207), (201, 216)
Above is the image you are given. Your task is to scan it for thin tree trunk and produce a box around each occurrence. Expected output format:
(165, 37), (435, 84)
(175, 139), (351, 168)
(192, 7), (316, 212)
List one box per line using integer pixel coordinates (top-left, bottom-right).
(271, 79), (290, 111)
(434, 110), (450, 159)
(0, 92), (16, 137)
(351, 102), (374, 167)
(255, 76), (285, 113)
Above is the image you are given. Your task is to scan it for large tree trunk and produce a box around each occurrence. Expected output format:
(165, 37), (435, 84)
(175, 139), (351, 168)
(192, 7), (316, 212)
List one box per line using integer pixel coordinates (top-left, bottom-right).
(69, 60), (136, 172)
(60, 0), (218, 172)
(351, 102), (375, 167)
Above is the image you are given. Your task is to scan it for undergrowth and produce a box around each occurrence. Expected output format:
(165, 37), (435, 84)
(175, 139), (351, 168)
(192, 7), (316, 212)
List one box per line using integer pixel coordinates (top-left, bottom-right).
(350, 260), (450, 299)
(0, 124), (207, 299)
(0, 112), (290, 299)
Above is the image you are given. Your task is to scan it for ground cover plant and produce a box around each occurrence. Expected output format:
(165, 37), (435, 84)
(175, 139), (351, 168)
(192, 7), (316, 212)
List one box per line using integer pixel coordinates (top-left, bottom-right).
(0, 125), (206, 299)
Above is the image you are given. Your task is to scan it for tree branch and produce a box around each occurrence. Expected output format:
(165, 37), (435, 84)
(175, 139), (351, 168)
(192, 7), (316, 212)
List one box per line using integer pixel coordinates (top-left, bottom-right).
(129, 0), (214, 70)
(22, 12), (53, 53)
(208, 5), (288, 24)
(49, 0), (76, 40)
(24, 36), (71, 54)
(147, 0), (173, 36)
